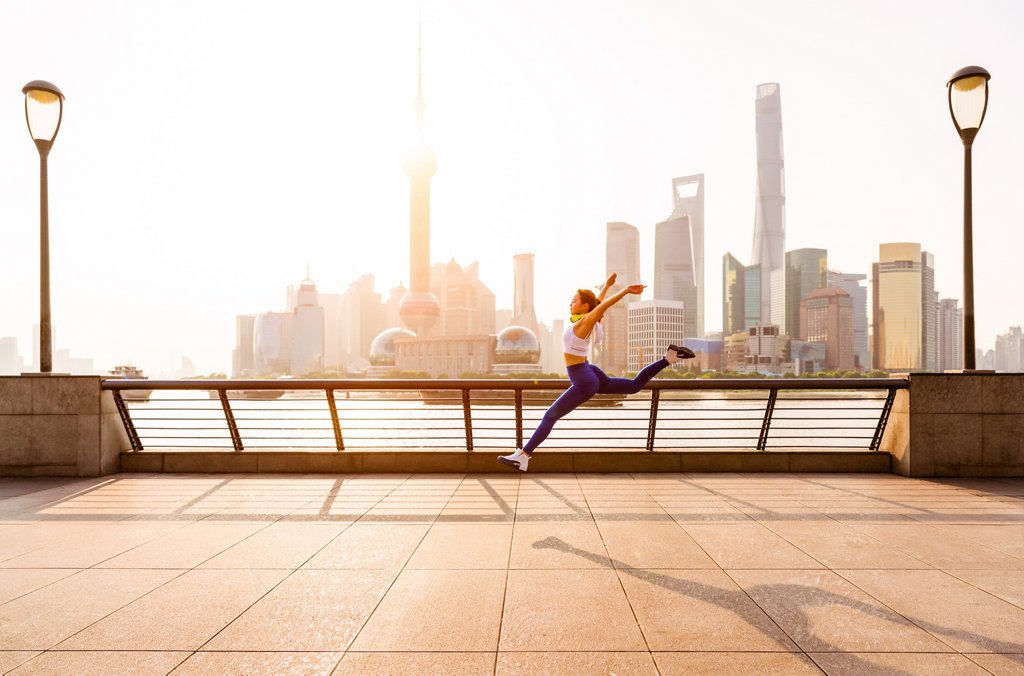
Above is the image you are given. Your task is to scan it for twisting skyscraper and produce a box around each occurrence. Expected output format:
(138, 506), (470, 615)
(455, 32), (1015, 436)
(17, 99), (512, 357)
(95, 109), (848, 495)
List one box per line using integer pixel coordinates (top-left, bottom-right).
(399, 27), (441, 335)
(751, 83), (786, 325)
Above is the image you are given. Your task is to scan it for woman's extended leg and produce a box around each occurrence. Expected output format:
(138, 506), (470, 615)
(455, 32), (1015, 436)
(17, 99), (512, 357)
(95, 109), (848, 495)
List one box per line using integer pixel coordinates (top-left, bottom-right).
(593, 358), (671, 395)
(521, 363), (600, 454)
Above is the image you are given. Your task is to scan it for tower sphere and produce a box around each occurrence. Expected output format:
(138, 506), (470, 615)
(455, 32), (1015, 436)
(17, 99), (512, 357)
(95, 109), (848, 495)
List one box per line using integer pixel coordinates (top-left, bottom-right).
(403, 142), (437, 177)
(494, 325), (541, 364)
(398, 290), (441, 333)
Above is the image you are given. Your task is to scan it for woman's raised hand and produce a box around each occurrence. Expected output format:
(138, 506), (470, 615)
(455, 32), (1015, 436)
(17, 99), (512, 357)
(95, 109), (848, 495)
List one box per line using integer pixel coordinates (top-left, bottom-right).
(604, 273), (618, 288)
(626, 284), (646, 294)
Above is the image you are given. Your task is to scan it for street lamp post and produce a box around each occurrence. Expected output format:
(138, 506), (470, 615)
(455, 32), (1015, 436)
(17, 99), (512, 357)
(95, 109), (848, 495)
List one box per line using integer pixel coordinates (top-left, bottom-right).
(22, 80), (65, 374)
(947, 66), (990, 371)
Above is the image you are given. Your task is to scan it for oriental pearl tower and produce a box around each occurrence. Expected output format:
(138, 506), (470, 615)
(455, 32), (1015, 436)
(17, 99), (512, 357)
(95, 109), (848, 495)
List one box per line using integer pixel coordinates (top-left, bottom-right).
(398, 28), (441, 335)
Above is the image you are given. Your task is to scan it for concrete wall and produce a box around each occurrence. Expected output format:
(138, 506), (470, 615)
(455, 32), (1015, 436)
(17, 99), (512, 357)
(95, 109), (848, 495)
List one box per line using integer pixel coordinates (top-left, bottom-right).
(884, 373), (1024, 477)
(0, 376), (129, 477)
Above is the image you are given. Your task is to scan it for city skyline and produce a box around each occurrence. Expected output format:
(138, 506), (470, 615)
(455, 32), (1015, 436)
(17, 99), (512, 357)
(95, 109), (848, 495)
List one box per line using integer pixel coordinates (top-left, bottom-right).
(1, 1), (1023, 376)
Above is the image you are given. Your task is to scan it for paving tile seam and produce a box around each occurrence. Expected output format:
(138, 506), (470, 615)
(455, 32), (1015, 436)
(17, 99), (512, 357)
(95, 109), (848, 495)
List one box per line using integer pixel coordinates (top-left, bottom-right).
(939, 571), (1024, 614)
(713, 504), (918, 573)
(188, 475), (416, 655)
(625, 475), (824, 668)
(491, 474), (522, 676)
(322, 473), (464, 656)
(0, 568), (81, 609)
(37, 568), (194, 652)
(714, 567), (814, 658)
(78, 498), (284, 572)
(829, 569), (979, 656)
(622, 475), (725, 578)
(930, 528), (1024, 565)
(839, 518), (1022, 568)
(575, 473), (656, 657)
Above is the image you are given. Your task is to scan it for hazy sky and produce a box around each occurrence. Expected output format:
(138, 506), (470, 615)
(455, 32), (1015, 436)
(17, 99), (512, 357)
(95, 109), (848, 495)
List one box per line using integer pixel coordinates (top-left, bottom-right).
(2, 0), (1022, 376)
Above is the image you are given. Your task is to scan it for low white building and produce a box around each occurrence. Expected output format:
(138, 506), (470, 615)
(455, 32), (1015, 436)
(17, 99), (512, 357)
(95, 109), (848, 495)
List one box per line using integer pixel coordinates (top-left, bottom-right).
(627, 300), (686, 372)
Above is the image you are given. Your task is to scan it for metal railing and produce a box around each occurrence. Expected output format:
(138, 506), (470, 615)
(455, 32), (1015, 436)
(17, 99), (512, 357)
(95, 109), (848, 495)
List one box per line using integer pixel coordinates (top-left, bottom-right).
(104, 377), (907, 453)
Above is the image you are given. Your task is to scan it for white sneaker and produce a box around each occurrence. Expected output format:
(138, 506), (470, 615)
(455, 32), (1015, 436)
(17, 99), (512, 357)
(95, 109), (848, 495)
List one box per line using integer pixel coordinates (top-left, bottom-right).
(498, 449), (530, 472)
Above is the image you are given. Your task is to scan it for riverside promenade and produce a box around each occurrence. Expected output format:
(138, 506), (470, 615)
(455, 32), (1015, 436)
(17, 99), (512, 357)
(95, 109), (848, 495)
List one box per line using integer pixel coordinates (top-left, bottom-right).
(1, 472), (1023, 674)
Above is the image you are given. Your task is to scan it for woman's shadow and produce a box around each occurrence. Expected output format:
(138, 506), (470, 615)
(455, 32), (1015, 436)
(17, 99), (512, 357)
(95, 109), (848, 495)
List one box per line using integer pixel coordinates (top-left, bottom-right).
(532, 535), (1024, 674)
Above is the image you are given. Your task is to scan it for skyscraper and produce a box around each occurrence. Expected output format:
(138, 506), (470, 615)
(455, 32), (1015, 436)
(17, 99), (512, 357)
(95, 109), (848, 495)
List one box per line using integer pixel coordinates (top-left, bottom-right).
(511, 253), (539, 336)
(291, 275), (325, 375)
(0, 337), (23, 375)
(431, 259), (496, 336)
(994, 326), (1024, 371)
(399, 30), (441, 335)
(785, 248), (828, 339)
(254, 312), (291, 375)
(318, 292), (344, 372)
(828, 271), (869, 370)
(921, 252), (938, 372)
(722, 253), (746, 336)
(751, 83), (786, 325)
(232, 315), (256, 377)
(938, 298), (963, 371)
(602, 222), (640, 375)
(606, 221), (641, 283)
(800, 287), (854, 371)
(341, 275), (385, 369)
(873, 243), (937, 370)
(654, 175), (704, 338)
(743, 263), (762, 331)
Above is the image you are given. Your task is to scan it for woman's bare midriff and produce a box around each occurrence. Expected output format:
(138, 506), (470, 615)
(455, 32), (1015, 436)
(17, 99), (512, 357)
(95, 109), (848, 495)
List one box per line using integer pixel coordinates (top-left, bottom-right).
(564, 353), (587, 367)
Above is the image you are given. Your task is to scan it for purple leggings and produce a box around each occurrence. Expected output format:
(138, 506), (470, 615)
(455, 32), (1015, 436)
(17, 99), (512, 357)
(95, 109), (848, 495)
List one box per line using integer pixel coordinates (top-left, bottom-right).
(522, 358), (670, 454)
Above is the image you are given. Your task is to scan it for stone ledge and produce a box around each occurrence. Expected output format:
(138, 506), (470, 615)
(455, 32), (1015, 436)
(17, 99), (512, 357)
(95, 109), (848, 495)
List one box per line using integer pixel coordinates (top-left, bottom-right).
(119, 450), (892, 474)
(0, 463), (79, 477)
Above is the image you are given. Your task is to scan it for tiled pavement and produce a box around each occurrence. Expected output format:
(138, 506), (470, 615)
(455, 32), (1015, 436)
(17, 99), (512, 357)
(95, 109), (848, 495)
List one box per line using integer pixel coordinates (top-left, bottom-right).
(1, 472), (1023, 675)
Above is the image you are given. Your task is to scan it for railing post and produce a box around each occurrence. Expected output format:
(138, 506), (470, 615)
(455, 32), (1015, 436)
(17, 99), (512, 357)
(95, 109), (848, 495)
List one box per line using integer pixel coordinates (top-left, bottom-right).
(218, 390), (245, 451)
(757, 388), (778, 451)
(112, 390), (144, 451)
(646, 388), (660, 451)
(514, 388), (523, 449)
(870, 387), (898, 451)
(326, 388), (345, 451)
(462, 388), (474, 451)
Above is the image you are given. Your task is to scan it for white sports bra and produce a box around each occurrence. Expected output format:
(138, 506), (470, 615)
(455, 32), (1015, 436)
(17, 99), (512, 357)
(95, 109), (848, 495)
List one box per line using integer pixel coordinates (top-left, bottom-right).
(562, 319), (603, 358)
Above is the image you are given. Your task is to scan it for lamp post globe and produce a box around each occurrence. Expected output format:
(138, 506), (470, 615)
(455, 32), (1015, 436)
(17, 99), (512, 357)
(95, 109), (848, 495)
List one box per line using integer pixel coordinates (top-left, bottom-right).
(947, 66), (989, 371)
(948, 66), (990, 146)
(23, 80), (65, 374)
(23, 80), (64, 150)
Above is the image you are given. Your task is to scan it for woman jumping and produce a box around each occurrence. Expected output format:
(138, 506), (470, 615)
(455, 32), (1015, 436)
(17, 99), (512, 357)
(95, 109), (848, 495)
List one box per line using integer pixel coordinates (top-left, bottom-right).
(498, 273), (695, 472)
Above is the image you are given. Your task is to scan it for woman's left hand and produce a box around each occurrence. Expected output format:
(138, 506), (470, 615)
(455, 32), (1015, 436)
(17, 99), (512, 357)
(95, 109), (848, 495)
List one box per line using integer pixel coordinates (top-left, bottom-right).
(626, 284), (646, 294)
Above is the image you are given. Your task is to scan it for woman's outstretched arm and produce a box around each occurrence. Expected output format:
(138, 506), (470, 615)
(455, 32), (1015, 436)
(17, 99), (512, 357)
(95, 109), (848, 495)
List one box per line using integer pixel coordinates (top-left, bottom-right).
(573, 283), (645, 339)
(596, 273), (617, 303)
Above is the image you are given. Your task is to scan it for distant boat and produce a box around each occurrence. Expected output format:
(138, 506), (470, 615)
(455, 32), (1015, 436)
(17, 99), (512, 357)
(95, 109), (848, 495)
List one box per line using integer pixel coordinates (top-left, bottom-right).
(108, 365), (153, 403)
(236, 389), (286, 400)
(207, 388), (286, 401)
(207, 377), (291, 401)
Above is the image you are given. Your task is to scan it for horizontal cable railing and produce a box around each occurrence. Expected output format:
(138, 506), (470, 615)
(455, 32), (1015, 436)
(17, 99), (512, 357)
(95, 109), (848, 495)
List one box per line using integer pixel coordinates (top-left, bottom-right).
(103, 377), (907, 452)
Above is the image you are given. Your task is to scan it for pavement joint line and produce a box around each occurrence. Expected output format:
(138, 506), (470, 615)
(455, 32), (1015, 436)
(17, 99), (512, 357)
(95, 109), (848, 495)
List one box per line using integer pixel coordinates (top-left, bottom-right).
(325, 472), (456, 658)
